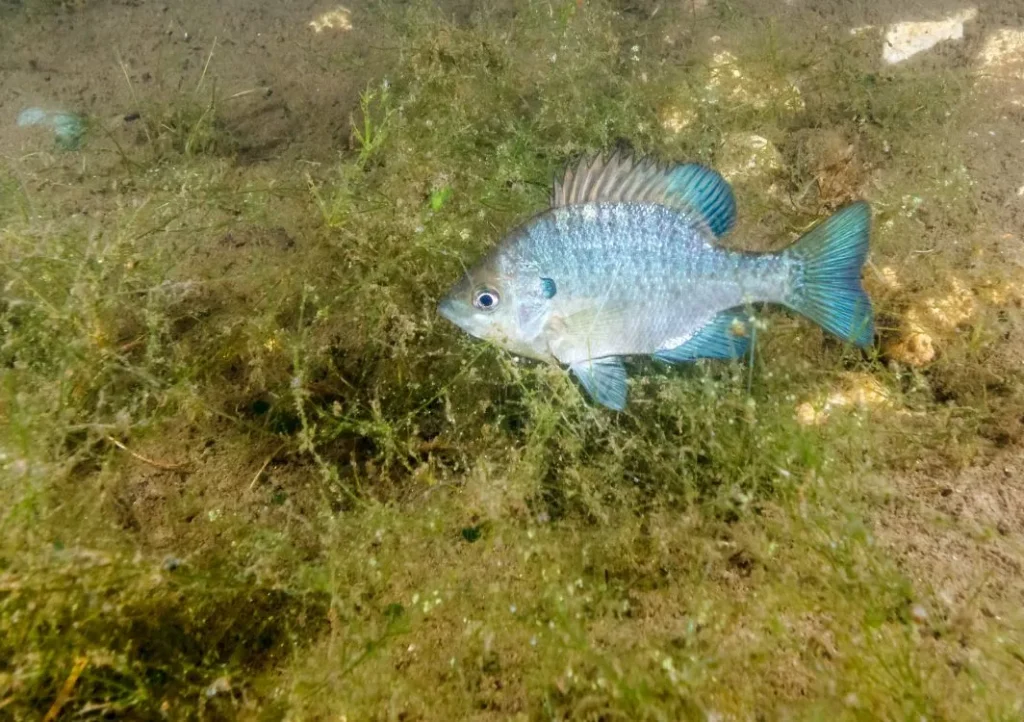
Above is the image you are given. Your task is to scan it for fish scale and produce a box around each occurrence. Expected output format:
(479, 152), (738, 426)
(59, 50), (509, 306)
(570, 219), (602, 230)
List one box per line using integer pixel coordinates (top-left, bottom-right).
(519, 202), (791, 361)
(438, 153), (874, 410)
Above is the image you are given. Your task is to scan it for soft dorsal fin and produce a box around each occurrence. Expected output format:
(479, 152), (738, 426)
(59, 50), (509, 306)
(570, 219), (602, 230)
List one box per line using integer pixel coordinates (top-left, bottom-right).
(550, 152), (737, 238)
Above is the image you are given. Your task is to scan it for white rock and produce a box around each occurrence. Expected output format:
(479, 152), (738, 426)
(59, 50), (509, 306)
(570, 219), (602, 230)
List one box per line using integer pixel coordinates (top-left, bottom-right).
(883, 8), (977, 65)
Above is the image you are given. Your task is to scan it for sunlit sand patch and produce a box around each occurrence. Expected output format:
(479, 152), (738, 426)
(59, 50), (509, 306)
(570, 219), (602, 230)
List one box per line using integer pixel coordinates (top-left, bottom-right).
(309, 7), (352, 33)
(978, 28), (1024, 78)
(795, 373), (892, 427)
(703, 51), (804, 112)
(979, 279), (1024, 307)
(882, 8), (977, 65)
(718, 133), (782, 183)
(849, 25), (876, 37)
(659, 106), (697, 135)
(877, 265), (902, 290)
(977, 28), (1024, 106)
(922, 277), (976, 331)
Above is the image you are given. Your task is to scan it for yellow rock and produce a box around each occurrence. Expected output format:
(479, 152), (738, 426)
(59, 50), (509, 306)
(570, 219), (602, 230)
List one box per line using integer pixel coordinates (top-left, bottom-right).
(878, 265), (901, 290)
(886, 331), (936, 368)
(825, 373), (891, 411)
(921, 277), (975, 331)
(979, 279), (1024, 307)
(795, 402), (822, 427)
(795, 373), (890, 426)
(884, 275), (980, 368)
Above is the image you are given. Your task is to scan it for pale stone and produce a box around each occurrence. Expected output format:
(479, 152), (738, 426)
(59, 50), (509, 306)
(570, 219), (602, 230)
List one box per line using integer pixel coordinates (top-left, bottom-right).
(882, 8), (977, 65)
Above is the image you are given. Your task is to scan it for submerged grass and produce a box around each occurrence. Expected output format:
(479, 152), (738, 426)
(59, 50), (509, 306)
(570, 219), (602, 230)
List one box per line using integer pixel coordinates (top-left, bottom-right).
(2, 0), (1023, 719)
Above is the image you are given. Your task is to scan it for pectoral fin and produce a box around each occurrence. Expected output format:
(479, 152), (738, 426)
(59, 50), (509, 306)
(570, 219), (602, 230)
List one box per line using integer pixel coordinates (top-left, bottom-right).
(570, 357), (628, 411)
(546, 299), (633, 361)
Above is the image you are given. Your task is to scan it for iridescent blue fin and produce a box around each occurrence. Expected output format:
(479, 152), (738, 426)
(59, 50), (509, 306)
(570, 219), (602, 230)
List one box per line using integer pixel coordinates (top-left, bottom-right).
(783, 202), (874, 348)
(551, 152), (736, 238)
(653, 309), (751, 363)
(570, 357), (627, 411)
(664, 164), (736, 237)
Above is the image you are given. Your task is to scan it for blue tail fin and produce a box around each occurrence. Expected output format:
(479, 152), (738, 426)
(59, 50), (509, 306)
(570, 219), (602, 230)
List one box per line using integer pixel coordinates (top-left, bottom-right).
(783, 202), (874, 348)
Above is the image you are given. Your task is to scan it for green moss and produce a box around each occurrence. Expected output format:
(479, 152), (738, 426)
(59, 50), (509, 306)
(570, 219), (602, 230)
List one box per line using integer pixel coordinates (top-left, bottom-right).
(2, 0), (1022, 718)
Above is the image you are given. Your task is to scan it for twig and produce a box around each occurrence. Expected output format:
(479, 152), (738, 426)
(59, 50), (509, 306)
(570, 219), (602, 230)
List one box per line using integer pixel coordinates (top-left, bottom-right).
(249, 444), (287, 489)
(226, 87), (271, 101)
(194, 36), (218, 98)
(105, 436), (190, 472)
(43, 655), (88, 722)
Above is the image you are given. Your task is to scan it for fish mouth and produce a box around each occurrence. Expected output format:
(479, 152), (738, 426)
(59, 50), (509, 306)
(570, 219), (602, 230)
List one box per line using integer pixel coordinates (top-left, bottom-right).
(438, 296), (488, 341)
(437, 297), (459, 324)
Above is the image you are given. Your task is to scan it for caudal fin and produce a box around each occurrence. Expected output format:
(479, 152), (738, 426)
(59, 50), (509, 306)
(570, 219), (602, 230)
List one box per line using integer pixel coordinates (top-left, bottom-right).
(783, 202), (874, 348)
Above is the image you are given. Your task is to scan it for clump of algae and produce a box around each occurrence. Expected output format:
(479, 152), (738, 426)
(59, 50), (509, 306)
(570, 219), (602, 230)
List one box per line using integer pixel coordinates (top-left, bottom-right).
(2, 0), (1024, 719)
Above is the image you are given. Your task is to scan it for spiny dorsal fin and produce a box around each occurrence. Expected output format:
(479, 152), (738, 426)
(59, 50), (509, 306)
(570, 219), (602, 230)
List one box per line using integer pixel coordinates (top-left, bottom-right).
(550, 152), (737, 238)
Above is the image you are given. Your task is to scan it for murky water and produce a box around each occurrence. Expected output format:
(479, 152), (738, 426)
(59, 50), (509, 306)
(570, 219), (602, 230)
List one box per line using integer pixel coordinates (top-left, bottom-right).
(2, 1), (1023, 719)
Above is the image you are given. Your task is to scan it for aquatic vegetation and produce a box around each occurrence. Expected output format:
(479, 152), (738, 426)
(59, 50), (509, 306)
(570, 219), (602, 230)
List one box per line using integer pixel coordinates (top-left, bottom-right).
(1, 0), (1022, 719)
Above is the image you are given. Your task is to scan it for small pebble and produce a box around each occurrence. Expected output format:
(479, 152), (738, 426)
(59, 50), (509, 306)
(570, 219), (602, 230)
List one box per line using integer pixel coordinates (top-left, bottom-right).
(910, 604), (928, 623)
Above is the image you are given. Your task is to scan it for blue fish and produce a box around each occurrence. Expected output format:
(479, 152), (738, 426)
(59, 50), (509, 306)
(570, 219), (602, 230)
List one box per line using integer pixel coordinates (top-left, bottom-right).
(438, 153), (874, 410)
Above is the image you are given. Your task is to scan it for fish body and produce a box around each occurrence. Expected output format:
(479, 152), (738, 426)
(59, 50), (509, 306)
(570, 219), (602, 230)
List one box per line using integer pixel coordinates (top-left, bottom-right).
(438, 154), (874, 410)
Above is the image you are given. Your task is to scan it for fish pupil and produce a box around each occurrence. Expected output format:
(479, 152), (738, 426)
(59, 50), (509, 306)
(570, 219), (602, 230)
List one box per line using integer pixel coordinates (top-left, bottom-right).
(474, 289), (499, 310)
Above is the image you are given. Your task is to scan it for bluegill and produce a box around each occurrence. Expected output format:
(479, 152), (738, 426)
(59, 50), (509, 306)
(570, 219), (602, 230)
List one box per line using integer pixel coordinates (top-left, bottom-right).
(438, 153), (874, 410)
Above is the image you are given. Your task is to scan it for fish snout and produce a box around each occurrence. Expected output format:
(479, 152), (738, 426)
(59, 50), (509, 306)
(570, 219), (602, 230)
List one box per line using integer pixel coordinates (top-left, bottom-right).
(437, 296), (458, 323)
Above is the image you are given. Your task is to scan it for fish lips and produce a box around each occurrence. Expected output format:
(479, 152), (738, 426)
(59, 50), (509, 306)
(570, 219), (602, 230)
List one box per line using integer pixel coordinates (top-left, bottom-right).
(437, 296), (461, 325)
(437, 295), (477, 336)
(437, 294), (496, 344)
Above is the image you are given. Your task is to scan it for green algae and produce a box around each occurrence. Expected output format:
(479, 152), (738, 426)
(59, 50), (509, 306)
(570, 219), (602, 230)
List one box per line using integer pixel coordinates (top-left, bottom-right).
(1, 1), (1023, 719)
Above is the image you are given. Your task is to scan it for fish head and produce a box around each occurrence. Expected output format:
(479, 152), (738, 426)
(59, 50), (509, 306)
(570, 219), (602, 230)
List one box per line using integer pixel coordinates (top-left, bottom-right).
(438, 244), (553, 362)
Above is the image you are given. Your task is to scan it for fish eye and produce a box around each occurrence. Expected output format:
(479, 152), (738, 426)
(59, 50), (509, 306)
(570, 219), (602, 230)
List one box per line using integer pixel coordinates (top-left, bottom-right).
(473, 288), (500, 311)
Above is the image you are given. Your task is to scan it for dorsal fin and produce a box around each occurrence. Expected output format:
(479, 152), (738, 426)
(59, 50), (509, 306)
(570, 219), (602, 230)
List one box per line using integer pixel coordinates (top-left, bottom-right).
(550, 152), (737, 238)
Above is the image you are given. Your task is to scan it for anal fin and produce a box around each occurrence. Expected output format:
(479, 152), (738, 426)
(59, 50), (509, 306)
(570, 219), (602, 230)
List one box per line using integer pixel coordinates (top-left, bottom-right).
(570, 357), (628, 411)
(654, 309), (751, 363)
